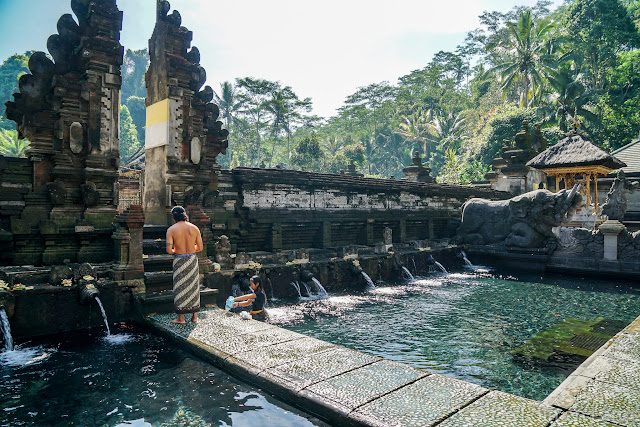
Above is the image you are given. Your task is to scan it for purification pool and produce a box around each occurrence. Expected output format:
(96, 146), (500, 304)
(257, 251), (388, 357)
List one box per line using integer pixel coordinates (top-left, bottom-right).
(0, 325), (328, 427)
(268, 269), (640, 401)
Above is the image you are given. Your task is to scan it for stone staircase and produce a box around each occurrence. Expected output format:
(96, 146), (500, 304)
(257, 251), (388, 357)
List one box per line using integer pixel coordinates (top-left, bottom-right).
(140, 224), (218, 314)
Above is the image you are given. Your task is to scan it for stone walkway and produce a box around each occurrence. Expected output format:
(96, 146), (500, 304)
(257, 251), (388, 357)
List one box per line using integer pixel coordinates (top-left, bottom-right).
(146, 308), (640, 426)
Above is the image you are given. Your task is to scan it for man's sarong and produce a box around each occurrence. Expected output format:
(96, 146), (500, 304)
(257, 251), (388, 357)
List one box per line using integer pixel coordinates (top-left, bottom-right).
(173, 253), (200, 314)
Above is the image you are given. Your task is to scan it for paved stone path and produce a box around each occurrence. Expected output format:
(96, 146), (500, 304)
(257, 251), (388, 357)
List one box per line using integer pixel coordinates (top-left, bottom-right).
(146, 308), (640, 426)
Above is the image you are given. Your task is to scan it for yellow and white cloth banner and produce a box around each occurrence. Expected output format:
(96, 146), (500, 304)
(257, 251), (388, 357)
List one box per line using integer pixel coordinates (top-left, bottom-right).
(145, 98), (171, 149)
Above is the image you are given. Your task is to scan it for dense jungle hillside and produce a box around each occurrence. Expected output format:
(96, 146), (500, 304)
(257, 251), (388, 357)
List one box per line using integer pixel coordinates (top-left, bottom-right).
(1, 0), (639, 184)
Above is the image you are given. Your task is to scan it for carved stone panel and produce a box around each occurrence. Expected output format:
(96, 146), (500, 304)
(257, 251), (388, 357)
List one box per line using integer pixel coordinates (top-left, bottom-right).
(70, 122), (83, 153)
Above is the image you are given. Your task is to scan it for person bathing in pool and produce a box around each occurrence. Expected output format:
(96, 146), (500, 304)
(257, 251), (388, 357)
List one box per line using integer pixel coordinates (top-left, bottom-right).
(232, 275), (268, 322)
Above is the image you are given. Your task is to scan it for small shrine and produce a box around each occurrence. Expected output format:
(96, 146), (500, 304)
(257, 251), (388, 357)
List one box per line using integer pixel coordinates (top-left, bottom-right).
(402, 151), (434, 183)
(526, 133), (626, 211)
(484, 121), (547, 194)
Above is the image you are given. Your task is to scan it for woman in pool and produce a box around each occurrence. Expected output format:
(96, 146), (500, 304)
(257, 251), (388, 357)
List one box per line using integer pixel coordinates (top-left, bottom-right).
(232, 275), (268, 322)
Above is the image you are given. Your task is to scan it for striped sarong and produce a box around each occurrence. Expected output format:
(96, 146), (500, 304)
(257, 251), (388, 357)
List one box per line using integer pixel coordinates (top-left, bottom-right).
(173, 253), (200, 314)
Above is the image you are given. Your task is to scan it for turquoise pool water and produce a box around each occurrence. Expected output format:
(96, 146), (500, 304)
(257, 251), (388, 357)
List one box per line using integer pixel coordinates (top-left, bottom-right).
(269, 270), (640, 401)
(0, 325), (328, 426)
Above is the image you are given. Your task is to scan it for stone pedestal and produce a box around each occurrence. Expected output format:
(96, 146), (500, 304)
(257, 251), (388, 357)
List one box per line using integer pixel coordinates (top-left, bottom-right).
(598, 219), (626, 260)
(111, 205), (145, 283)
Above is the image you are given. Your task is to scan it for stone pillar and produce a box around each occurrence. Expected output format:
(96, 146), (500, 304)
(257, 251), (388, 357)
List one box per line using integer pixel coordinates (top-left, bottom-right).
(187, 206), (213, 273)
(271, 222), (283, 251)
(428, 219), (435, 240)
(399, 219), (407, 243)
(321, 221), (332, 248)
(365, 219), (374, 245)
(598, 220), (626, 260)
(111, 205), (145, 283)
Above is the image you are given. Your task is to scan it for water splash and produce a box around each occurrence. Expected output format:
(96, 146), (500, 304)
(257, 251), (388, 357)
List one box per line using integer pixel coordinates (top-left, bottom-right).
(95, 297), (110, 336)
(401, 266), (415, 281)
(103, 334), (135, 345)
(361, 271), (376, 289)
(0, 345), (54, 367)
(311, 277), (328, 296)
(434, 261), (448, 273)
(0, 307), (13, 351)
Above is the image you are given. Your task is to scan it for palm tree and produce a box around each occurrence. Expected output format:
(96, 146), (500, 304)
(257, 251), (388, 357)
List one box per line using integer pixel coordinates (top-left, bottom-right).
(0, 130), (29, 157)
(213, 81), (240, 129)
(395, 107), (434, 159)
(489, 10), (557, 107)
(545, 67), (598, 132)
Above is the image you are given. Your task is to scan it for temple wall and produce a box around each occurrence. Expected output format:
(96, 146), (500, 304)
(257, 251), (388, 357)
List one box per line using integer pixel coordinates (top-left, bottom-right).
(206, 168), (510, 254)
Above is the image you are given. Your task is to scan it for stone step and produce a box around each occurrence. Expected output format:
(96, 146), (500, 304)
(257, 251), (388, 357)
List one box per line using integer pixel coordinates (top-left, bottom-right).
(143, 254), (173, 272)
(144, 271), (173, 293)
(143, 224), (168, 240)
(140, 288), (219, 315)
(143, 238), (167, 256)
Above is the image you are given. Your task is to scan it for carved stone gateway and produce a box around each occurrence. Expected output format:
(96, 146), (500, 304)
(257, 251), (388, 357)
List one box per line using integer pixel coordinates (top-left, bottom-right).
(144, 0), (228, 225)
(3, 0), (124, 265)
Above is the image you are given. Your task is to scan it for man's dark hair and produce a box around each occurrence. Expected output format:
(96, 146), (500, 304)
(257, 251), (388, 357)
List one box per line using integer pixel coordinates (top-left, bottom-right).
(250, 275), (262, 290)
(171, 206), (187, 222)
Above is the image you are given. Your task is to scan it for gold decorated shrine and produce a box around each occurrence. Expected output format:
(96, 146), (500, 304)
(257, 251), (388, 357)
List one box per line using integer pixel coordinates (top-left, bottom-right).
(543, 165), (614, 209)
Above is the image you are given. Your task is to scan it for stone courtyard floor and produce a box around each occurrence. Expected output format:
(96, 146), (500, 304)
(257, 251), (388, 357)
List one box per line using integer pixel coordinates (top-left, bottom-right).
(146, 308), (640, 426)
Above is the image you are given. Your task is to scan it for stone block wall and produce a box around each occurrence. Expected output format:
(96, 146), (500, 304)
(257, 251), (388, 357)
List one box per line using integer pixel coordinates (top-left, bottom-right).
(206, 168), (509, 253)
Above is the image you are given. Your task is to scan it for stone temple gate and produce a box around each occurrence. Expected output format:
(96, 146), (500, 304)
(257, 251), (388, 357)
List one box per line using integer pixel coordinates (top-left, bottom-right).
(1, 0), (229, 265)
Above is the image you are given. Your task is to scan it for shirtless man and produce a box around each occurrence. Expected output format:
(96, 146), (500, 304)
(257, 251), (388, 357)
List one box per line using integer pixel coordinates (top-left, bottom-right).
(166, 206), (204, 324)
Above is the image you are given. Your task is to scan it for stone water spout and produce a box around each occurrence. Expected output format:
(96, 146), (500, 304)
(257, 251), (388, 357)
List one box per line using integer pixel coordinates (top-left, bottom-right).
(0, 290), (15, 319)
(79, 283), (100, 305)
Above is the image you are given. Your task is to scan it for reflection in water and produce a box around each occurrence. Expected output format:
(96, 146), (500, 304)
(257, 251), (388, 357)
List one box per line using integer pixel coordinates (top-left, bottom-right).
(0, 326), (328, 427)
(269, 272), (640, 401)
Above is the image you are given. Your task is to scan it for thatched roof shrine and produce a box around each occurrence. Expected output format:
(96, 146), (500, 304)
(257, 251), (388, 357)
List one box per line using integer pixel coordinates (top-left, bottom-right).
(526, 134), (626, 210)
(526, 134), (626, 171)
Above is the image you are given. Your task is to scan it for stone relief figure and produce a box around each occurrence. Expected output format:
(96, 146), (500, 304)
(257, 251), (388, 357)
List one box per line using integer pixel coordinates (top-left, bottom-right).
(602, 170), (639, 221)
(457, 185), (583, 249)
(214, 235), (232, 266)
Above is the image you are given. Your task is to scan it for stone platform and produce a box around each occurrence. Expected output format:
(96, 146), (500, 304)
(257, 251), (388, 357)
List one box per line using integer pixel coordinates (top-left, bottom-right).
(144, 308), (640, 426)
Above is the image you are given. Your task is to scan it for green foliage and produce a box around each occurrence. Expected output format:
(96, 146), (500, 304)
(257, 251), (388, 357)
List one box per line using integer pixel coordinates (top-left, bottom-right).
(0, 53), (31, 129)
(121, 49), (148, 101)
(125, 96), (146, 145)
(119, 105), (140, 163)
(291, 133), (323, 171)
(0, 129), (29, 157)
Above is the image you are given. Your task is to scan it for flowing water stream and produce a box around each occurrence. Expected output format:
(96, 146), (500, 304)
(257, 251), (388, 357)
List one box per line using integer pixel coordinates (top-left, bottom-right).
(0, 308), (13, 351)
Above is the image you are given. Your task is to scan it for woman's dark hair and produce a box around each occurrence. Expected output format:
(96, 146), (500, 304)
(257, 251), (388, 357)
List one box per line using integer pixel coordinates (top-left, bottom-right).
(171, 206), (187, 222)
(250, 275), (262, 291)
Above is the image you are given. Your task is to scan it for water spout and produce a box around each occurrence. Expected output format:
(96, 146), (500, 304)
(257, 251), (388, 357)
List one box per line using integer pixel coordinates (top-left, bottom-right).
(361, 271), (376, 289)
(94, 296), (110, 336)
(290, 281), (302, 298)
(0, 308), (13, 351)
(311, 277), (328, 296)
(401, 266), (415, 281)
(461, 250), (473, 267)
(434, 261), (448, 273)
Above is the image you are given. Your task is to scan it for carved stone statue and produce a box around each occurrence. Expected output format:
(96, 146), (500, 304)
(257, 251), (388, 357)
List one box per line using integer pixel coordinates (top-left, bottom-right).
(602, 170), (639, 221)
(214, 235), (232, 267)
(457, 185), (583, 249)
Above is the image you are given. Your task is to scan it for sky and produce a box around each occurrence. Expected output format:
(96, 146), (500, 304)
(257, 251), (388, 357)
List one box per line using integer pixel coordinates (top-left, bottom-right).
(0, 0), (562, 118)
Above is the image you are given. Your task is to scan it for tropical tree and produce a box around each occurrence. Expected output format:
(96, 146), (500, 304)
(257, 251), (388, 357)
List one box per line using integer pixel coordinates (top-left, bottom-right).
(119, 105), (140, 163)
(395, 107), (433, 159)
(0, 129), (29, 157)
(544, 66), (597, 132)
(489, 10), (557, 107)
(0, 52), (31, 130)
(564, 0), (640, 92)
(213, 81), (241, 128)
(263, 86), (312, 161)
(121, 49), (149, 101)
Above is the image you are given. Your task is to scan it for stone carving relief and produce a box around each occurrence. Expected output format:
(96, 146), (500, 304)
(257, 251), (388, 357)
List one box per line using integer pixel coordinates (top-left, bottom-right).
(214, 235), (232, 267)
(602, 170), (639, 221)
